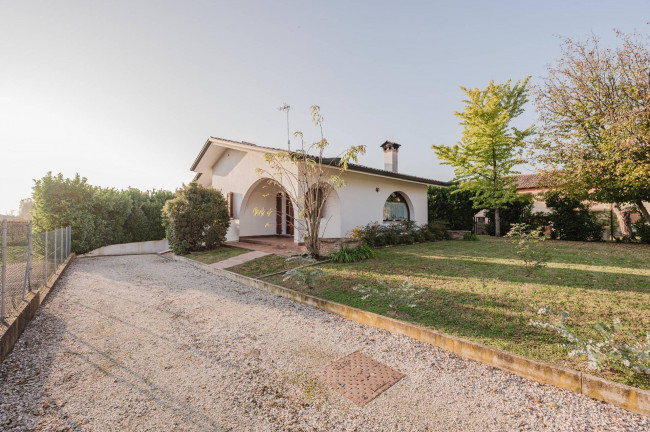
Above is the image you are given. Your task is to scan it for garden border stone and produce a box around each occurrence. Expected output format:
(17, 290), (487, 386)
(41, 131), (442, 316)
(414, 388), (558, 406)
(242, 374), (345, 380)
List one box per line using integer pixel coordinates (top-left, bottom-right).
(0, 254), (75, 364)
(172, 253), (650, 417)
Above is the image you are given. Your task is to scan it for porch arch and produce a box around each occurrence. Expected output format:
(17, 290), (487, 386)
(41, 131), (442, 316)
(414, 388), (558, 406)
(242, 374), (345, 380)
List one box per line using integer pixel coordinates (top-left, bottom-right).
(239, 178), (295, 238)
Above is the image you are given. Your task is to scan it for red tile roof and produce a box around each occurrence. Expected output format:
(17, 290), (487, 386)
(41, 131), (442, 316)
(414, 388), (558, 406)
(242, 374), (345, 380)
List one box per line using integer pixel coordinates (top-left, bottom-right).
(515, 173), (550, 190)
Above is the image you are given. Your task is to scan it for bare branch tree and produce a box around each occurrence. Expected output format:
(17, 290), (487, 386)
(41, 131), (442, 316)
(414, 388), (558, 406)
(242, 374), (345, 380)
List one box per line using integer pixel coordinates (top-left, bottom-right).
(255, 106), (366, 257)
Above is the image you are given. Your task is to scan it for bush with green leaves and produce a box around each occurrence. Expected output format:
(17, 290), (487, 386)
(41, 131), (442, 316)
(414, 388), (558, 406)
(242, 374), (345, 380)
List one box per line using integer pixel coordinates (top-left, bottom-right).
(427, 185), (476, 230)
(532, 307), (650, 377)
(162, 183), (230, 254)
(282, 254), (324, 288)
(31, 172), (173, 254)
(352, 279), (427, 315)
(350, 220), (447, 247)
(462, 232), (479, 241)
(506, 223), (548, 276)
(545, 191), (603, 241)
(633, 220), (650, 244)
(485, 193), (535, 236)
(330, 245), (377, 263)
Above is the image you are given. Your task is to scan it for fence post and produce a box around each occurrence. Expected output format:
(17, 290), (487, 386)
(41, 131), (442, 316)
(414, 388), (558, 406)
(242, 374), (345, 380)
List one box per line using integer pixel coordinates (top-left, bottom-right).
(60, 228), (64, 264)
(22, 221), (33, 300)
(44, 230), (48, 287)
(1, 219), (6, 321)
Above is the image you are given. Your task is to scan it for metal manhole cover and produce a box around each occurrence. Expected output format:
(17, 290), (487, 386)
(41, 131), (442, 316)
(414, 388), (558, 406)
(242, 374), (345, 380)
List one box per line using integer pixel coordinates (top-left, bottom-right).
(317, 351), (404, 406)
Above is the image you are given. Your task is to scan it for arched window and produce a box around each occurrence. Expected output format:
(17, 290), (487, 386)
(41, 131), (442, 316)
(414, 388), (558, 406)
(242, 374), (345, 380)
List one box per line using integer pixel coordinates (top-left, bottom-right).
(383, 192), (409, 221)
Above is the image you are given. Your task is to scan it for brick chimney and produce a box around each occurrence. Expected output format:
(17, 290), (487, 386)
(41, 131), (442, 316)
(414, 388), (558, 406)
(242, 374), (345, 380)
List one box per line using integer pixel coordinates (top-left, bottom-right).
(380, 141), (401, 173)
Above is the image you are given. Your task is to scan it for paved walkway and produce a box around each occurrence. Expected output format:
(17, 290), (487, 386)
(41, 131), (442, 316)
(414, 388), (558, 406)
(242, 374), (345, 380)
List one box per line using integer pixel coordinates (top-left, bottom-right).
(210, 250), (270, 269)
(0, 255), (647, 431)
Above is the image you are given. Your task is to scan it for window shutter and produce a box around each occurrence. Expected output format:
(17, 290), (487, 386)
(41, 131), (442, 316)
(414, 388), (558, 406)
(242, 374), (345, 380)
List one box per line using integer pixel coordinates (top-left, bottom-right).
(228, 192), (234, 219)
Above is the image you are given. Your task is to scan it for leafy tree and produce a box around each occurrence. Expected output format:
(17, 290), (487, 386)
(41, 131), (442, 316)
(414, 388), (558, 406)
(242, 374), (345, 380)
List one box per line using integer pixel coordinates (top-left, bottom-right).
(162, 183), (230, 254)
(545, 191), (603, 242)
(32, 173), (97, 253)
(31, 172), (173, 254)
(432, 79), (535, 236)
(535, 32), (650, 234)
(485, 193), (534, 236)
(256, 106), (365, 257)
(427, 185), (475, 230)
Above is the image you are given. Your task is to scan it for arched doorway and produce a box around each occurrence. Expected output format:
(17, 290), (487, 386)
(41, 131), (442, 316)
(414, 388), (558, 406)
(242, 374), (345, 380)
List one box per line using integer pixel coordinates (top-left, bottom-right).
(240, 178), (295, 238)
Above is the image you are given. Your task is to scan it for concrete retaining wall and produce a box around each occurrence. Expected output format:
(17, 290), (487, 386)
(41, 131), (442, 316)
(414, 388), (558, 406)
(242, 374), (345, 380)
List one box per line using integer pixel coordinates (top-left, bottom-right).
(172, 253), (650, 417)
(0, 254), (75, 364)
(83, 239), (169, 257)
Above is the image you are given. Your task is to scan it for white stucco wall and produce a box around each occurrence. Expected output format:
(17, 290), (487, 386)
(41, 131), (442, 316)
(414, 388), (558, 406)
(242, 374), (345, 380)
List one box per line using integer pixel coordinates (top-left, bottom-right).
(200, 140), (431, 242)
(335, 170), (429, 236)
(83, 239), (170, 256)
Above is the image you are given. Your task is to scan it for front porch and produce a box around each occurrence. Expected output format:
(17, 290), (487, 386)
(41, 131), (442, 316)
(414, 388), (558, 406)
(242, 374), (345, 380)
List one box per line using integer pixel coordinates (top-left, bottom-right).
(226, 235), (306, 257)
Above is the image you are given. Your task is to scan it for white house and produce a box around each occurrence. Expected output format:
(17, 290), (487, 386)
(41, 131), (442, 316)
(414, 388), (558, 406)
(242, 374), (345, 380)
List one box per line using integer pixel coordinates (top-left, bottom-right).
(190, 137), (450, 245)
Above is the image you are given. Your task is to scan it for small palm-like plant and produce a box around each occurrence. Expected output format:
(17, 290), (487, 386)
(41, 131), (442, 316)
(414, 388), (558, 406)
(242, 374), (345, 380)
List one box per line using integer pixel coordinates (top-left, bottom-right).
(531, 307), (650, 376)
(506, 223), (548, 276)
(352, 279), (426, 315)
(283, 253), (324, 289)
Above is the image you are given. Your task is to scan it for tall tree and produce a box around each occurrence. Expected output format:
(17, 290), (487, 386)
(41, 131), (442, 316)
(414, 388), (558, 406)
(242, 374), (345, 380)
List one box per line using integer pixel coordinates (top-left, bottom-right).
(432, 79), (534, 236)
(535, 32), (650, 233)
(256, 106), (365, 257)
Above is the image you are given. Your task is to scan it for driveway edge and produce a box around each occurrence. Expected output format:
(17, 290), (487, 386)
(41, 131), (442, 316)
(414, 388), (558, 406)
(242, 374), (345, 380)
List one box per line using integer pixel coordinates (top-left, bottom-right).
(173, 253), (649, 417)
(0, 254), (76, 364)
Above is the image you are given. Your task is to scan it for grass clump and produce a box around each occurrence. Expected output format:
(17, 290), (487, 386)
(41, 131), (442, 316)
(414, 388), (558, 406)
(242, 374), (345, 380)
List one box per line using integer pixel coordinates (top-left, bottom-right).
(330, 245), (377, 263)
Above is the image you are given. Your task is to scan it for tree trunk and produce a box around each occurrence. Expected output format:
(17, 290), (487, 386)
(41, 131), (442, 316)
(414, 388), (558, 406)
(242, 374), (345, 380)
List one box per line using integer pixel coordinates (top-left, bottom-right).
(613, 203), (632, 237)
(494, 208), (501, 237)
(637, 200), (650, 224)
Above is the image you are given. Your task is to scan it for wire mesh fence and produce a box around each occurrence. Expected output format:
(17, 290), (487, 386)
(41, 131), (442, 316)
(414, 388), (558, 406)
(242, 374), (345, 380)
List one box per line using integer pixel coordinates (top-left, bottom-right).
(0, 219), (71, 321)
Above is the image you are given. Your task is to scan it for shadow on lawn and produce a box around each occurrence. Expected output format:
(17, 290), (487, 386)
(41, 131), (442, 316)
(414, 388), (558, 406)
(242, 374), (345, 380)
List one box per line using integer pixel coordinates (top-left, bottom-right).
(421, 237), (650, 270)
(345, 246), (650, 293)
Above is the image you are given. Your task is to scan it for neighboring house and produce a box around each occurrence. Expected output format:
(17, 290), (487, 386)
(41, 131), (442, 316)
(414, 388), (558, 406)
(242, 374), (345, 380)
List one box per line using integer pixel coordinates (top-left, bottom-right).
(190, 137), (450, 244)
(514, 173), (551, 213)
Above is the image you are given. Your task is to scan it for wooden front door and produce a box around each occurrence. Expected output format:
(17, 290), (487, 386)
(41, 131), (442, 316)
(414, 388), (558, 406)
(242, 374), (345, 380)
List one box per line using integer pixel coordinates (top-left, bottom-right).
(285, 198), (294, 236)
(276, 193), (283, 235)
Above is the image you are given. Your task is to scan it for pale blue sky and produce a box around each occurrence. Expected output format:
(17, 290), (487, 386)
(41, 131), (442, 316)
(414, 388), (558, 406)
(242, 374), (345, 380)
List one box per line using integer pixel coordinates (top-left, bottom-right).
(1, 0), (648, 213)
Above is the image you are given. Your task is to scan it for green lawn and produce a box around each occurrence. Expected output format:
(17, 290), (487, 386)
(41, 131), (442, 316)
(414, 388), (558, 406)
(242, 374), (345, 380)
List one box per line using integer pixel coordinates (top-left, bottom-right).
(3, 245), (29, 264)
(249, 237), (650, 388)
(228, 254), (308, 277)
(185, 246), (249, 264)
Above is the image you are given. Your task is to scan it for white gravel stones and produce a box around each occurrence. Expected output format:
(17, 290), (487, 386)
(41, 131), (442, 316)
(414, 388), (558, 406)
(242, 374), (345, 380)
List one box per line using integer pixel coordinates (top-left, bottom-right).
(0, 255), (648, 431)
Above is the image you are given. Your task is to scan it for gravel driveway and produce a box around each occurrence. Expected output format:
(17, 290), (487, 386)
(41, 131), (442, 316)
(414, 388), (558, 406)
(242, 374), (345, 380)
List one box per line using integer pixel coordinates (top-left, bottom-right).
(0, 255), (648, 431)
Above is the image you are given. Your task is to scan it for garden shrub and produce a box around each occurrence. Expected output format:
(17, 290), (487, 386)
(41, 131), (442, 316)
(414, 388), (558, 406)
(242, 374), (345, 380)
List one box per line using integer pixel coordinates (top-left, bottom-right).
(352, 279), (427, 315)
(633, 220), (650, 244)
(283, 253), (324, 288)
(463, 232), (479, 241)
(532, 307), (650, 377)
(506, 223), (548, 276)
(31, 172), (174, 254)
(331, 245), (377, 263)
(545, 191), (603, 241)
(427, 186), (476, 230)
(485, 193), (534, 236)
(350, 221), (447, 247)
(162, 183), (230, 254)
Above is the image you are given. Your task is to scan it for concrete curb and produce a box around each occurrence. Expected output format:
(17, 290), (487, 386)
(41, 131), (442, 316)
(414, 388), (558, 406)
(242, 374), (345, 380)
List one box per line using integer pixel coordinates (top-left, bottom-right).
(173, 254), (650, 417)
(0, 254), (76, 364)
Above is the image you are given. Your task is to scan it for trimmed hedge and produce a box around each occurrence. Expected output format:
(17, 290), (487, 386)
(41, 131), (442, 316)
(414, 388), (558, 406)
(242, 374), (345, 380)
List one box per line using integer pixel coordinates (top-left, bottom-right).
(31, 172), (173, 254)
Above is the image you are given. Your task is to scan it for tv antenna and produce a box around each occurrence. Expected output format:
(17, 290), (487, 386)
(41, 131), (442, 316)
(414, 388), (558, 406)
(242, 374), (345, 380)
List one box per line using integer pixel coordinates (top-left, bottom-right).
(278, 103), (291, 150)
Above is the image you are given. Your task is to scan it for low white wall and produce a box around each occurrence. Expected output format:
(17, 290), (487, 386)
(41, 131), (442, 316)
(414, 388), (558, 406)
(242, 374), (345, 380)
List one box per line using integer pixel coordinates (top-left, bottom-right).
(84, 239), (170, 256)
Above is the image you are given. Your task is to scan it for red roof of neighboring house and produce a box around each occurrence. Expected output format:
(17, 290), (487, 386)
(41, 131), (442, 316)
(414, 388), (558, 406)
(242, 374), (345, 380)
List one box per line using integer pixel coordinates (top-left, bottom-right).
(515, 173), (549, 190)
